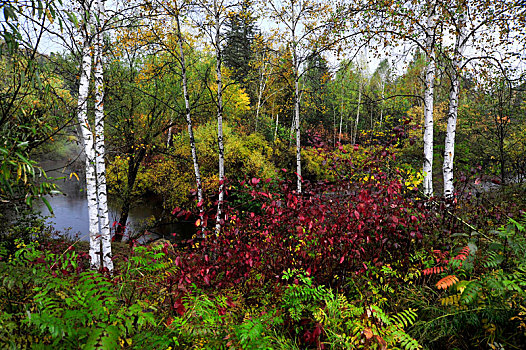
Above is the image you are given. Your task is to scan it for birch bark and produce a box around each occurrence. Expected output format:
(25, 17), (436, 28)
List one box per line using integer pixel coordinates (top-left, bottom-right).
(93, 0), (113, 271)
(423, 1), (437, 197)
(443, 4), (467, 199)
(175, 6), (204, 233)
(294, 68), (302, 193)
(274, 112), (279, 142)
(353, 82), (361, 145)
(77, 27), (102, 269)
(254, 61), (268, 132)
(338, 80), (343, 144)
(291, 3), (302, 194)
(214, 6), (225, 232)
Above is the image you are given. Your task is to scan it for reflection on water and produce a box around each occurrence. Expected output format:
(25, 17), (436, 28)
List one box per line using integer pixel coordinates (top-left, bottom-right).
(36, 160), (194, 242)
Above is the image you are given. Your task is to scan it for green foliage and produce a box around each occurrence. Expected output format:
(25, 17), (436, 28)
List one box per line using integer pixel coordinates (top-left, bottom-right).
(124, 122), (279, 211)
(29, 268), (156, 349)
(281, 268), (329, 323)
(281, 268), (421, 349)
(410, 214), (526, 348)
(0, 240), (48, 348)
(234, 310), (281, 349)
(0, 241), (168, 349)
(0, 208), (52, 251)
(0, 44), (69, 215)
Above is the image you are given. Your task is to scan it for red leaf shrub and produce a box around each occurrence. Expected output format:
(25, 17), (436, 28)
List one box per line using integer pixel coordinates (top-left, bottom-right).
(173, 146), (429, 292)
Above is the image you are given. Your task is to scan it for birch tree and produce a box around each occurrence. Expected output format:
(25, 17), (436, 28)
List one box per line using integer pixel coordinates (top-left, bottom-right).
(171, 0), (205, 232)
(353, 67), (362, 145)
(422, 0), (437, 197)
(365, 0), (441, 196)
(442, 0), (468, 199)
(192, 0), (235, 231)
(266, 0), (332, 193)
(441, 0), (524, 198)
(76, 4), (97, 268)
(93, 0), (113, 270)
(76, 0), (112, 270)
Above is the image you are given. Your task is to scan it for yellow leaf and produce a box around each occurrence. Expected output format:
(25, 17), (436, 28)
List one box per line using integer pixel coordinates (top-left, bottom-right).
(69, 172), (79, 181)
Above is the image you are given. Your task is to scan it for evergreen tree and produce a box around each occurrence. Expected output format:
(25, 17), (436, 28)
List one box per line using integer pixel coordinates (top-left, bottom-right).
(223, 0), (257, 89)
(303, 53), (331, 136)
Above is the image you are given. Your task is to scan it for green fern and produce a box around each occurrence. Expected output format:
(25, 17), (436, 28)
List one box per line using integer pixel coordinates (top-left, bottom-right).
(459, 280), (482, 305)
(390, 309), (418, 329)
(392, 329), (420, 350)
(84, 325), (120, 350)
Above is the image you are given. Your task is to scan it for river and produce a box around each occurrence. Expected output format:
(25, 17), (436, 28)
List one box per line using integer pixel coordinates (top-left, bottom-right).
(35, 158), (194, 243)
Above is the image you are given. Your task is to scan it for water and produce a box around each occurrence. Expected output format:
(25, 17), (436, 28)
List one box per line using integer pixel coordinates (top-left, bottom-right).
(35, 159), (195, 242)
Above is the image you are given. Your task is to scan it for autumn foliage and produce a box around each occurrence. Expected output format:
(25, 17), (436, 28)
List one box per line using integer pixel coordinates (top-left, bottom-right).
(171, 146), (427, 292)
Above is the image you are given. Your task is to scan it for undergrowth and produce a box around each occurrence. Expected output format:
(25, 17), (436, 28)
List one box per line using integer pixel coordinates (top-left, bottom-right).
(0, 146), (525, 349)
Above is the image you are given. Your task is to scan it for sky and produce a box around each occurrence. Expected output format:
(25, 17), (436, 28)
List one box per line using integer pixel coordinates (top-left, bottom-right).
(8, 0), (525, 83)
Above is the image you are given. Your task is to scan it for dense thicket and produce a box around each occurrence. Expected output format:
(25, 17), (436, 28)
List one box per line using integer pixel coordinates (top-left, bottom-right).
(1, 0), (525, 348)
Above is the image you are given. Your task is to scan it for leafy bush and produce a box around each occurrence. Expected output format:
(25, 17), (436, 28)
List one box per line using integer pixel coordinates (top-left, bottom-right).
(409, 215), (526, 349)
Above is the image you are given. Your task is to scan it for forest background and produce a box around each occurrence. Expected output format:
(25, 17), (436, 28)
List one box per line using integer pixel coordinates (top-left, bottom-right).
(1, 0), (526, 349)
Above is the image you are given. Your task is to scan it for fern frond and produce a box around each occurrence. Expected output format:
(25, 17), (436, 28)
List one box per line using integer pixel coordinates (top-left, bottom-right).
(390, 309), (417, 328)
(370, 305), (390, 325)
(440, 293), (461, 306)
(483, 251), (503, 269)
(460, 280), (482, 305)
(423, 266), (446, 276)
(453, 246), (470, 261)
(436, 275), (459, 290)
(392, 329), (421, 350)
(485, 274), (505, 294)
(84, 325), (120, 350)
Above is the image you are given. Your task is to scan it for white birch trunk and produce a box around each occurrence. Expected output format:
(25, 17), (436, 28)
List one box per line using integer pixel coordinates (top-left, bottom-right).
(353, 84), (361, 145)
(166, 110), (174, 147)
(175, 8), (204, 232)
(215, 9), (225, 232)
(380, 82), (385, 126)
(274, 112), (279, 142)
(290, 114), (295, 145)
(290, 2), (301, 194)
(77, 35), (101, 269)
(254, 63), (267, 133)
(295, 73), (302, 193)
(338, 81), (343, 144)
(443, 7), (467, 199)
(423, 2), (437, 197)
(93, 0), (113, 272)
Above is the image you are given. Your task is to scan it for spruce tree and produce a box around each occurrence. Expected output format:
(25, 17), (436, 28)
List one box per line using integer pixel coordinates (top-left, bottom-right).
(223, 0), (257, 90)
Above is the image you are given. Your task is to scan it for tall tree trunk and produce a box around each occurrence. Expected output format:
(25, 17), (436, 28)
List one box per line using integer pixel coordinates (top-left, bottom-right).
(115, 148), (146, 241)
(166, 110), (175, 147)
(292, 45), (302, 193)
(274, 112), (279, 142)
(175, 7), (204, 233)
(254, 63), (267, 133)
(423, 2), (436, 197)
(93, 0), (112, 271)
(353, 84), (361, 145)
(338, 81), (343, 144)
(379, 82), (385, 126)
(215, 9), (225, 232)
(443, 5), (467, 199)
(290, 114), (294, 144)
(295, 74), (301, 193)
(77, 32), (101, 269)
